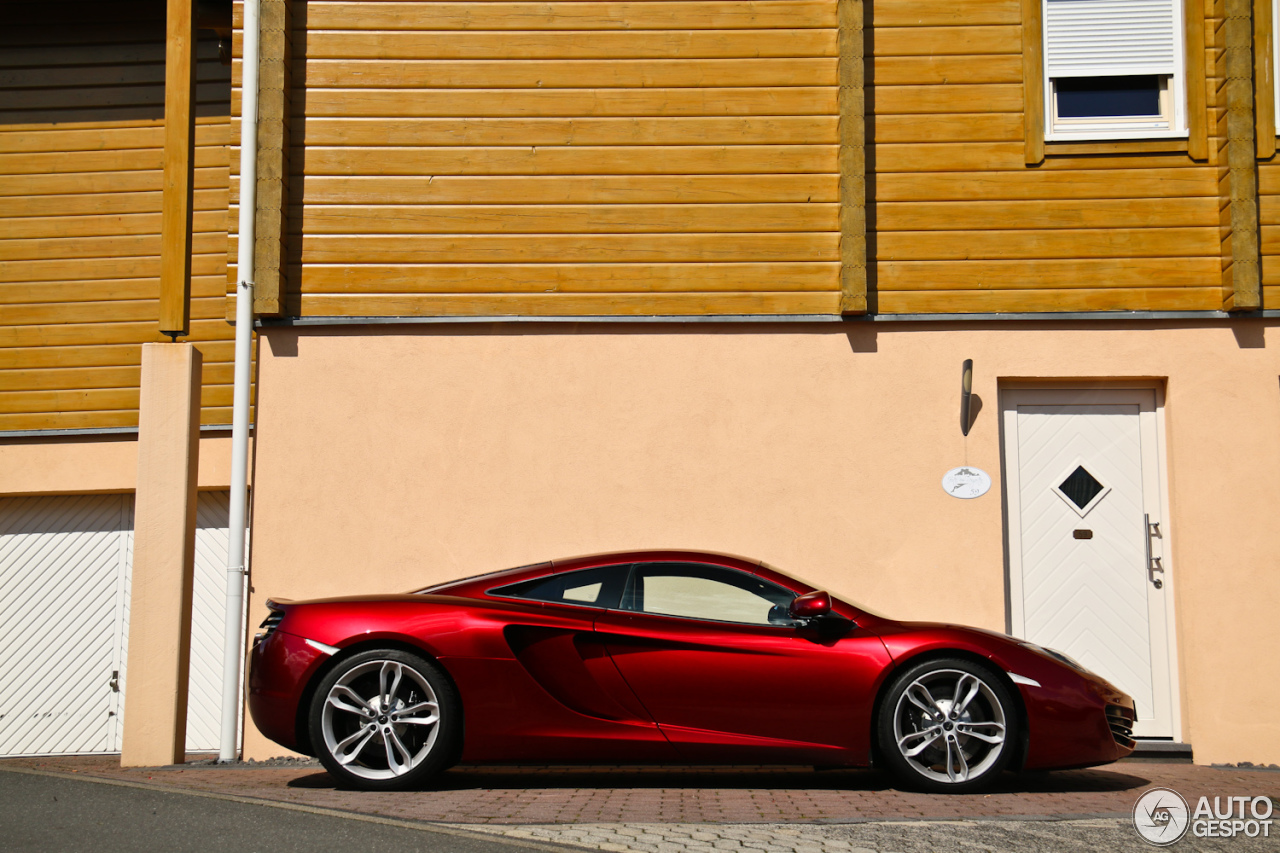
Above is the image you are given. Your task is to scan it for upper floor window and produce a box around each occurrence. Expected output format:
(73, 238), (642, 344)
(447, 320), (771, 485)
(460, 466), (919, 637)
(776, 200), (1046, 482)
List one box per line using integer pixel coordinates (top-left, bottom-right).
(1042, 0), (1187, 140)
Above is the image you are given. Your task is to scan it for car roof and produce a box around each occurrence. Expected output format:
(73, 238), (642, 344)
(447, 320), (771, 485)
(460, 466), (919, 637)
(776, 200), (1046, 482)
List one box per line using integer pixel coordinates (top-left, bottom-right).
(415, 550), (796, 598)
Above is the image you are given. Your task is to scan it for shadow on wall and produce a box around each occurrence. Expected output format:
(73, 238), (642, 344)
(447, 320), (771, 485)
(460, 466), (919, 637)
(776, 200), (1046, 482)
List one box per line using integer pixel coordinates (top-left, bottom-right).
(258, 320), (881, 357)
(285, 0), (311, 318)
(1230, 320), (1266, 349)
(1, 0), (231, 127)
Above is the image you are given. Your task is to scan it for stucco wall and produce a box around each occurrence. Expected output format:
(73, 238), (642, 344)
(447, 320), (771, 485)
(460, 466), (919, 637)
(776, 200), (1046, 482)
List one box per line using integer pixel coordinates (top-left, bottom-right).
(0, 432), (240, 495)
(244, 320), (1280, 765)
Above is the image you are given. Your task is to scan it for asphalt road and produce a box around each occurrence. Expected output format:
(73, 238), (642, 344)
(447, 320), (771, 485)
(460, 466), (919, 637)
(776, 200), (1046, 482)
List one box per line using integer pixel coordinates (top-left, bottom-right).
(0, 769), (568, 853)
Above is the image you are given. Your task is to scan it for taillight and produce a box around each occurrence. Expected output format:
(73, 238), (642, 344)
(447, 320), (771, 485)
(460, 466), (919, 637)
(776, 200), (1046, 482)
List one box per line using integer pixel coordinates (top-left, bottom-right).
(255, 600), (284, 645)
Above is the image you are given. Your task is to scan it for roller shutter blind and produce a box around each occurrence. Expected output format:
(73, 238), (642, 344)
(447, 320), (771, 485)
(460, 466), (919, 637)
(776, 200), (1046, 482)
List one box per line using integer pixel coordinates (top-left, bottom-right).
(1044, 0), (1180, 78)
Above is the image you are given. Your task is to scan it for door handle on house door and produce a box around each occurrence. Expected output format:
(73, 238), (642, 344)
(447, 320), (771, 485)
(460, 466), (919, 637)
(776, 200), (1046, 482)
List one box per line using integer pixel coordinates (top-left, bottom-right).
(1144, 513), (1164, 589)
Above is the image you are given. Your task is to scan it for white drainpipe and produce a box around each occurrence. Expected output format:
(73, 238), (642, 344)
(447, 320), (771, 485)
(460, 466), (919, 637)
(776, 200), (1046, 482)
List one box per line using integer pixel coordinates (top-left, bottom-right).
(221, 0), (261, 764)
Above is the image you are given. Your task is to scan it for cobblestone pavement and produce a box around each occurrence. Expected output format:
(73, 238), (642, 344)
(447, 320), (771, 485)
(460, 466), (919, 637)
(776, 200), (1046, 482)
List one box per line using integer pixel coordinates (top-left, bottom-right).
(4, 757), (1277, 852)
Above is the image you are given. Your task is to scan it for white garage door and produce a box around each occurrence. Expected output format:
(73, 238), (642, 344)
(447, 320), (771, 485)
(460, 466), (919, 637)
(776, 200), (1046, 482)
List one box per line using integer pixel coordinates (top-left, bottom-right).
(0, 491), (237, 757)
(187, 491), (238, 750)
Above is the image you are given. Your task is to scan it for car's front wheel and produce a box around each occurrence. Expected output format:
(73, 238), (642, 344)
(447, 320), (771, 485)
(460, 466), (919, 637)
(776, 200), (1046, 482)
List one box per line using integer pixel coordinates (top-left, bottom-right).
(876, 657), (1016, 793)
(308, 649), (460, 790)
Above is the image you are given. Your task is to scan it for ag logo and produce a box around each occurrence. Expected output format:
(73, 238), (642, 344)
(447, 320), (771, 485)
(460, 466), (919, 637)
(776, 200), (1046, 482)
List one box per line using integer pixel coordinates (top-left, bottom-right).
(1134, 787), (1191, 846)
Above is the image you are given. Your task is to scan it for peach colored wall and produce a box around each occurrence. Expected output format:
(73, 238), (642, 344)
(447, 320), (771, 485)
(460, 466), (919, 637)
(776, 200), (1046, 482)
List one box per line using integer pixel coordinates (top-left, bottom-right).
(0, 433), (242, 495)
(244, 320), (1280, 765)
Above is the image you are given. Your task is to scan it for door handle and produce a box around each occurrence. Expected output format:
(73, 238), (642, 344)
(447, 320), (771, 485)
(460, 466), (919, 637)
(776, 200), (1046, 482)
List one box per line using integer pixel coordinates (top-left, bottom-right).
(109, 670), (119, 692)
(1144, 513), (1164, 589)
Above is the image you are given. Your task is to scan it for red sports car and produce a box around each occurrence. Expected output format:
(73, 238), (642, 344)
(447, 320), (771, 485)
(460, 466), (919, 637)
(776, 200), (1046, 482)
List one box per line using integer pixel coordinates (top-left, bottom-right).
(248, 551), (1135, 793)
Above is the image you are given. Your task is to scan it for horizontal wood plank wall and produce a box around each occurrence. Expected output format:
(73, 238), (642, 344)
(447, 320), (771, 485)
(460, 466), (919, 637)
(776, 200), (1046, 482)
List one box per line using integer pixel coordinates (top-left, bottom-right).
(1256, 0), (1280, 308)
(0, 1), (237, 431)
(1261, 155), (1280, 307)
(871, 0), (1224, 313)
(228, 0), (841, 316)
(1262, 177), (1280, 307)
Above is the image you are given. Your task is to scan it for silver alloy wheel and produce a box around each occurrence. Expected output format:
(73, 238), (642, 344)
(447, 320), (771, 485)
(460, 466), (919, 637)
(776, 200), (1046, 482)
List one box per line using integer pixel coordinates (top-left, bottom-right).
(320, 659), (441, 780)
(891, 668), (1007, 785)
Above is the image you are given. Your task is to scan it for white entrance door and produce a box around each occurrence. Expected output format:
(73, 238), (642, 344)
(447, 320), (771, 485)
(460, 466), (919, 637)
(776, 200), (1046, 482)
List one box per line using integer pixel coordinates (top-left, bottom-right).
(0, 491), (236, 757)
(1002, 389), (1177, 739)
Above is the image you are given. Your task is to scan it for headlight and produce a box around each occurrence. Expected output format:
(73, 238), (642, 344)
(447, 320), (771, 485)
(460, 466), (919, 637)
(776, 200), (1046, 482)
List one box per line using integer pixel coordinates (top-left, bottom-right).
(1020, 642), (1089, 673)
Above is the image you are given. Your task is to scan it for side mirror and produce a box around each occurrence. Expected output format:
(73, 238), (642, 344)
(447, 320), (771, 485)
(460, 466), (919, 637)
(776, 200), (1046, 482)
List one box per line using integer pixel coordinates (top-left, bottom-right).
(788, 590), (832, 620)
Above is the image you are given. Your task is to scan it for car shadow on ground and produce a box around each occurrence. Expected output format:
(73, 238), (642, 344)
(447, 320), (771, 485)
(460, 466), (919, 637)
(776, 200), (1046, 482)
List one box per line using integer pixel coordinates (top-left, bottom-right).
(285, 764), (1152, 794)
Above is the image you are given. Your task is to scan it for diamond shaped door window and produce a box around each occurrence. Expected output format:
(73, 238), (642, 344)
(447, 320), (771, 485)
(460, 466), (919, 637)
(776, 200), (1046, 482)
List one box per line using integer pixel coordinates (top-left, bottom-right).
(1052, 462), (1111, 517)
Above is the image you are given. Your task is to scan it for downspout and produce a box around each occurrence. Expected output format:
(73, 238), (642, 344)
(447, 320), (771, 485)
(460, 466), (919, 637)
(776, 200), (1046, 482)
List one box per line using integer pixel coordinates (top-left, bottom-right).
(221, 0), (260, 764)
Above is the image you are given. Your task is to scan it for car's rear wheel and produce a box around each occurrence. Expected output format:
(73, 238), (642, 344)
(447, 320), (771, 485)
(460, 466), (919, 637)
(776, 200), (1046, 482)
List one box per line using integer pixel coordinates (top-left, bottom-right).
(309, 649), (460, 790)
(876, 657), (1016, 793)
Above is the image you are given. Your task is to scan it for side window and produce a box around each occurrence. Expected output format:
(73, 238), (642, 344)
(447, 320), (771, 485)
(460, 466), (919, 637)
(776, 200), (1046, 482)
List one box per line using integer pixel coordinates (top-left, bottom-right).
(621, 563), (796, 626)
(489, 565), (630, 609)
(1041, 0), (1186, 140)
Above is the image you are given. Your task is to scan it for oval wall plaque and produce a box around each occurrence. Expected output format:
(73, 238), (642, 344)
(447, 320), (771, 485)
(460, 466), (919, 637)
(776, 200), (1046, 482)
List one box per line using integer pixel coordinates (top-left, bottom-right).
(942, 466), (991, 499)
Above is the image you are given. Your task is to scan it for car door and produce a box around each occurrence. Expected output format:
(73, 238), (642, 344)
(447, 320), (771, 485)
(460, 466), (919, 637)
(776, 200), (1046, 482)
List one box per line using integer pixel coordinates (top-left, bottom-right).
(462, 562), (679, 762)
(591, 562), (891, 764)
(489, 563), (653, 723)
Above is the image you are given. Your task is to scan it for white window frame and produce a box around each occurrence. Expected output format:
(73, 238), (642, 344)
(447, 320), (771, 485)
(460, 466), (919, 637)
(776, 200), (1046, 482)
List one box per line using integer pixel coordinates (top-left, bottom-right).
(1042, 0), (1188, 141)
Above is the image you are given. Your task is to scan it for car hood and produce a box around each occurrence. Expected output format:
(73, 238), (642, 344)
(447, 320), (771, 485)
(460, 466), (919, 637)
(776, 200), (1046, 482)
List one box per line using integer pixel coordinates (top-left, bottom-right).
(876, 620), (1024, 645)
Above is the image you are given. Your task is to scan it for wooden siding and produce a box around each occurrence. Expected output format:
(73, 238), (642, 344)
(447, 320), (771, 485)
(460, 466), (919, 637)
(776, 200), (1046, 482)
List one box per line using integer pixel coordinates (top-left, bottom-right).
(228, 0), (843, 316)
(240, 0), (1255, 317)
(1261, 148), (1280, 307)
(0, 1), (235, 432)
(1256, 0), (1280, 308)
(869, 0), (1227, 313)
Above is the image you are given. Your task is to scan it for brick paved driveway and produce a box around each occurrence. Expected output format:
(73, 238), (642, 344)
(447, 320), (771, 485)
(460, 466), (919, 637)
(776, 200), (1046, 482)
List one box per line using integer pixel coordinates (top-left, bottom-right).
(6, 757), (1279, 851)
(3, 757), (1275, 825)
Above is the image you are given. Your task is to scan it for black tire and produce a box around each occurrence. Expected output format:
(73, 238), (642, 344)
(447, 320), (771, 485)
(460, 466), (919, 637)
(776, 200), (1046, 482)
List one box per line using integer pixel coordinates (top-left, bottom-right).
(308, 648), (461, 791)
(876, 657), (1017, 794)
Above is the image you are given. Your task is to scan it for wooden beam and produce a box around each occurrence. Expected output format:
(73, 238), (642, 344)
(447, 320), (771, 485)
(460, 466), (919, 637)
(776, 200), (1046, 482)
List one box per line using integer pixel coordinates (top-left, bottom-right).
(1222, 0), (1262, 310)
(1256, 0), (1277, 158)
(253, 0), (290, 316)
(1185, 0), (1208, 160)
(1020, 0), (1045, 165)
(159, 0), (198, 336)
(837, 0), (866, 314)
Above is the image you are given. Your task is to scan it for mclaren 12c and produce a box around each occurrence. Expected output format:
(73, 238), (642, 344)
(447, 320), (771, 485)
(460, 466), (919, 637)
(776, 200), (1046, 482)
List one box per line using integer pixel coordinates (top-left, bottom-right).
(248, 551), (1136, 792)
